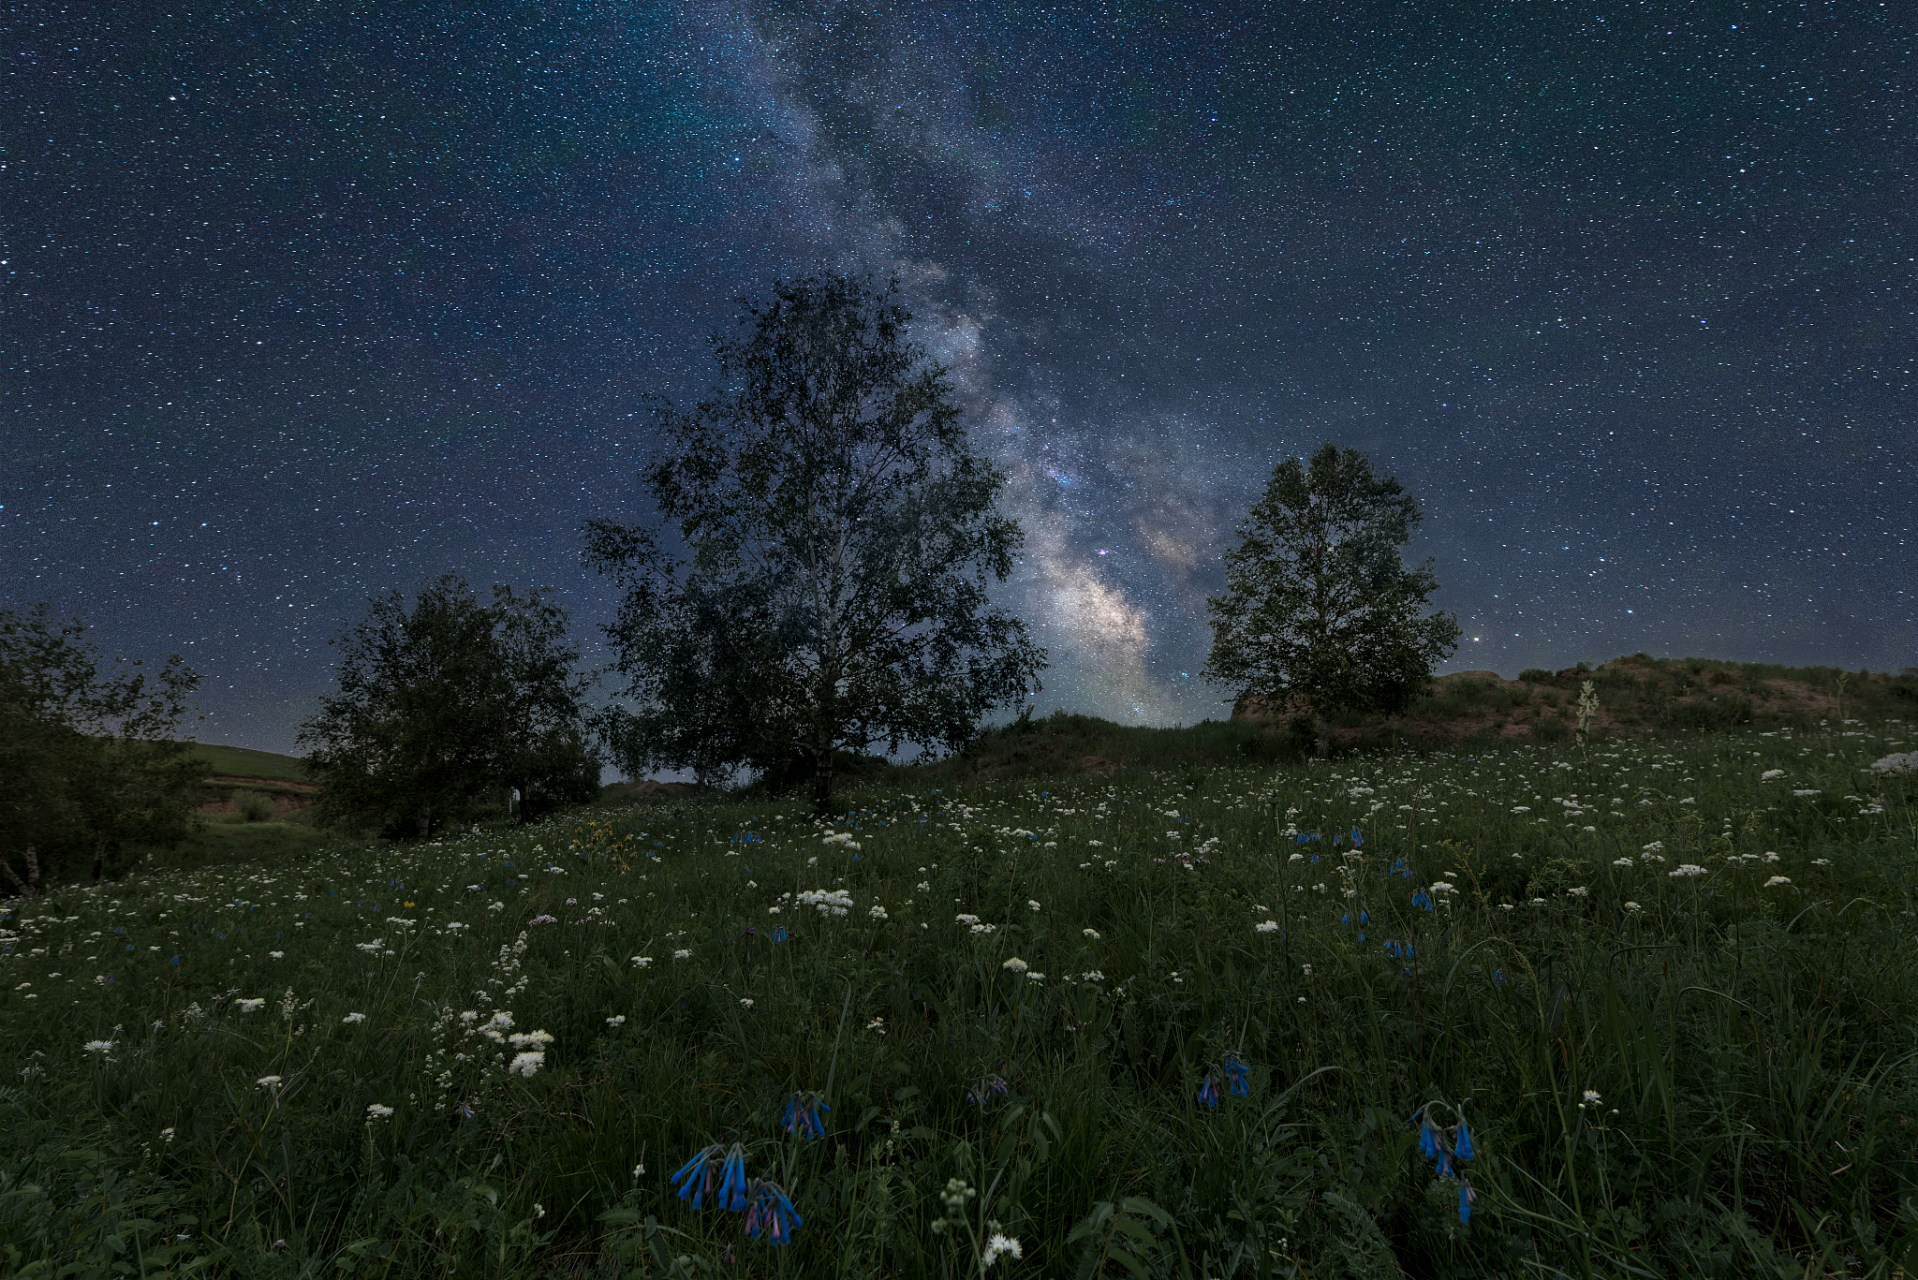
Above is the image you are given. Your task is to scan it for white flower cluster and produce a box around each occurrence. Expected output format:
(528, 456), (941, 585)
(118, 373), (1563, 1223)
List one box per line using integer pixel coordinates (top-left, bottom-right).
(1255, 919), (1280, 934)
(796, 888), (853, 917)
(1669, 864), (1708, 878)
(1870, 752), (1918, 776)
(822, 831), (862, 850)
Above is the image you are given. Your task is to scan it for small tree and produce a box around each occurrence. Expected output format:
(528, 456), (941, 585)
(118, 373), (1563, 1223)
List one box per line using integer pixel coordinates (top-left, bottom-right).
(1202, 443), (1461, 756)
(0, 602), (205, 891)
(584, 271), (1046, 813)
(298, 574), (600, 837)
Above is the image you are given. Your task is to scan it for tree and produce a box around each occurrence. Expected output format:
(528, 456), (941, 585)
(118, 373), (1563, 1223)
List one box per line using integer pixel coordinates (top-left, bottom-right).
(0, 602), (205, 893)
(1202, 443), (1461, 756)
(297, 574), (599, 837)
(583, 271), (1046, 813)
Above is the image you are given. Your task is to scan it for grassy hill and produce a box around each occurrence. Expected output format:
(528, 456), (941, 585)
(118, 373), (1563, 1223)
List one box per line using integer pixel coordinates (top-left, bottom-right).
(8, 695), (1915, 1275)
(784, 654), (1918, 792)
(183, 742), (311, 782)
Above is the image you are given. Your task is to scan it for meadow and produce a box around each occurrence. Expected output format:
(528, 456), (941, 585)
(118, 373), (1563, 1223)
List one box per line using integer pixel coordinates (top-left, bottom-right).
(4, 718), (1917, 1278)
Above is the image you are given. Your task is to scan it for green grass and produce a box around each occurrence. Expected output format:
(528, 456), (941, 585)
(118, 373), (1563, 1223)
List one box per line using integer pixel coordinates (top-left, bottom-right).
(182, 743), (312, 783)
(4, 718), (1918, 1277)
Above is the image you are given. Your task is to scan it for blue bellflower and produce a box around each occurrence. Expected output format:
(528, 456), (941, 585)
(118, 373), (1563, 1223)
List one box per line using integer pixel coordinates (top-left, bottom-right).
(743, 1178), (803, 1244)
(784, 1091), (830, 1140)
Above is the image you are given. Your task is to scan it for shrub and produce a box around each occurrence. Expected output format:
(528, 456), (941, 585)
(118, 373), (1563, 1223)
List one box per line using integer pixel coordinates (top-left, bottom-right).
(1517, 668), (1554, 683)
(231, 789), (275, 823)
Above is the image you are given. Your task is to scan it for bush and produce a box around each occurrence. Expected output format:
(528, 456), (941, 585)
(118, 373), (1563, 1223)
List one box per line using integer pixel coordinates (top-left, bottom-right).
(1530, 714), (1571, 743)
(1517, 668), (1555, 683)
(230, 789), (275, 823)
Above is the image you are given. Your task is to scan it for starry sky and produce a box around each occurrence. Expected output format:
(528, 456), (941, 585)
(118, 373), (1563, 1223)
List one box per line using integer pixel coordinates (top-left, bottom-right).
(4, 0), (1913, 762)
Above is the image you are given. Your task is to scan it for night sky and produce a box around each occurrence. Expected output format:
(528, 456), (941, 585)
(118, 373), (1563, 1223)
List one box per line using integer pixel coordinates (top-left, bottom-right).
(5, 0), (1913, 762)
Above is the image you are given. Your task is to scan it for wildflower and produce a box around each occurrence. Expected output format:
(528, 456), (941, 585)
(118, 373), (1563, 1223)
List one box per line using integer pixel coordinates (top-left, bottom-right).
(631, 955), (653, 967)
(366, 1103), (394, 1119)
(955, 913), (980, 926)
(673, 949), (692, 960)
(235, 998), (265, 1013)
(1581, 1089), (1602, 1107)
(968, 1073), (1009, 1107)
(868, 905), (889, 920)
(1764, 875), (1792, 887)
(509, 1051), (544, 1077)
(783, 1091), (830, 1140)
(1460, 1181), (1477, 1224)
(1027, 900), (1041, 912)
(866, 1016), (886, 1033)
(982, 1233), (1023, 1267)
(159, 1127), (175, 1142)
(256, 1075), (282, 1089)
(1760, 768), (1787, 781)
(1624, 901), (1643, 912)
(742, 1176), (803, 1243)
(1002, 957), (1029, 973)
(1198, 1070), (1221, 1108)
(1567, 886), (1590, 898)
(1083, 928), (1101, 939)
(1220, 1051), (1251, 1097)
(1642, 841), (1664, 854)
(739, 998), (754, 1010)
(1669, 864), (1707, 878)
(343, 1012), (367, 1024)
(670, 1142), (749, 1211)
(607, 1015), (627, 1026)
(82, 1039), (116, 1056)
(1612, 857), (1634, 867)
(268, 950), (284, 959)
(771, 927), (788, 943)
(1255, 919), (1280, 934)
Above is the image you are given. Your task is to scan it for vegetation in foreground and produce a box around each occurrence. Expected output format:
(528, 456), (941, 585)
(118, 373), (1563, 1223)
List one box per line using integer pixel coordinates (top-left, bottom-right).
(4, 718), (1918, 1277)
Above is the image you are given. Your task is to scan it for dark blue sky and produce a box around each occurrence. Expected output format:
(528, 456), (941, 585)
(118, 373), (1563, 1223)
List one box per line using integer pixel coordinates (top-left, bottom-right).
(4, 0), (1912, 758)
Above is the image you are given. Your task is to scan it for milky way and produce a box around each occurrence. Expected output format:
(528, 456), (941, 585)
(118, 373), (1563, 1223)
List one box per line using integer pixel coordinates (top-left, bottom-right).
(4, 0), (1912, 758)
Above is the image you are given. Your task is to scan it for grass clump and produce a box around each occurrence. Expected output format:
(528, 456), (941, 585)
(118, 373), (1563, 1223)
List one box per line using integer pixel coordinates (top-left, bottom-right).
(3, 718), (1917, 1276)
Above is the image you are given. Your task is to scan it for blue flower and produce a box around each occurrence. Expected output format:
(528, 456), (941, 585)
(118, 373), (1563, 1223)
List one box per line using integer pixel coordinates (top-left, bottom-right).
(771, 926), (788, 943)
(1455, 1115), (1474, 1161)
(1198, 1070), (1221, 1108)
(1411, 890), (1433, 911)
(743, 1177), (803, 1243)
(670, 1142), (749, 1211)
(783, 1091), (830, 1140)
(1459, 1180), (1477, 1224)
(1350, 827), (1364, 846)
(967, 1073), (1008, 1108)
(1221, 1052), (1251, 1097)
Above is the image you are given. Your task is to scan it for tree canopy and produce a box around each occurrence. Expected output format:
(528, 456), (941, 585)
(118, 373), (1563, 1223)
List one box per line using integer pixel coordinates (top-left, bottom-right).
(0, 602), (205, 892)
(297, 574), (599, 837)
(1202, 442), (1461, 755)
(584, 271), (1046, 812)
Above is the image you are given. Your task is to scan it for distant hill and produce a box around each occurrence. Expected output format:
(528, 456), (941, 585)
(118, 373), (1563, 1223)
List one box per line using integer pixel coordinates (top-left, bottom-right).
(185, 742), (311, 782)
(179, 742), (319, 818)
(781, 654), (1918, 790)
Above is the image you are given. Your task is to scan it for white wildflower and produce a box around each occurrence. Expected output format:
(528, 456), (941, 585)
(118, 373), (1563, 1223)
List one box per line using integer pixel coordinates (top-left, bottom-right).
(1002, 957), (1029, 974)
(342, 1012), (367, 1024)
(509, 1051), (544, 1077)
(1764, 875), (1792, 887)
(1255, 920), (1280, 933)
(366, 1103), (394, 1119)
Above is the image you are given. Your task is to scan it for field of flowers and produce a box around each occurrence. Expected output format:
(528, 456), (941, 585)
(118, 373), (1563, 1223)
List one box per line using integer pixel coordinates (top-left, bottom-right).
(4, 721), (1917, 1278)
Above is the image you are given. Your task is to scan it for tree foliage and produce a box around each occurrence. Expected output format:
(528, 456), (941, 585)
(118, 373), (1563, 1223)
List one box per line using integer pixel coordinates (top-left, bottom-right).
(1202, 443), (1461, 755)
(297, 574), (599, 837)
(0, 602), (205, 892)
(583, 271), (1046, 812)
